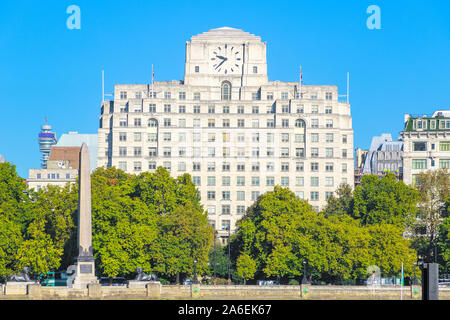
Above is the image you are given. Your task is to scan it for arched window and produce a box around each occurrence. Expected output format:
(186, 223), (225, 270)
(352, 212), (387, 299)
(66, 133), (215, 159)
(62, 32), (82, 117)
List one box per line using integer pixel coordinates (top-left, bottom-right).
(221, 81), (231, 101)
(295, 119), (306, 128)
(148, 118), (158, 127)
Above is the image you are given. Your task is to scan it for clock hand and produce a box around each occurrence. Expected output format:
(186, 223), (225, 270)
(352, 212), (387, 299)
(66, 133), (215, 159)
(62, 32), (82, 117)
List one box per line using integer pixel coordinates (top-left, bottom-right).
(215, 59), (226, 69)
(216, 55), (228, 61)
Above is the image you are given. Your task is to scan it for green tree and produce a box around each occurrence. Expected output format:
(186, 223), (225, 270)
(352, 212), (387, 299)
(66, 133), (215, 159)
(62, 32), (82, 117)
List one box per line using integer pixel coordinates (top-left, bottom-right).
(366, 223), (418, 277)
(91, 167), (158, 278)
(236, 253), (257, 284)
(322, 183), (354, 217)
(353, 173), (420, 228)
(208, 243), (229, 281)
(412, 169), (450, 263)
(438, 217), (450, 270)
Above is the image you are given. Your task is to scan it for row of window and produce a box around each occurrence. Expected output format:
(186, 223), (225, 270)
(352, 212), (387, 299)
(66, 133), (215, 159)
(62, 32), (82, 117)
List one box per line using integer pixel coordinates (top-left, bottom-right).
(193, 176), (338, 188)
(117, 146), (349, 159)
(35, 173), (72, 180)
(114, 104), (335, 115)
(412, 158), (450, 170)
(117, 132), (347, 144)
(117, 160), (349, 173)
(121, 118), (333, 129)
(412, 141), (450, 152)
(118, 90), (335, 102)
(412, 119), (450, 130)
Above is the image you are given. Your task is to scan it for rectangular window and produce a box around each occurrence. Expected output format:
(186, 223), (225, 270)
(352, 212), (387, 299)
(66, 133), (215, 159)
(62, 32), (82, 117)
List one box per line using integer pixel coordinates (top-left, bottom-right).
(310, 191), (319, 201)
(296, 162), (304, 172)
(237, 176), (245, 186)
(311, 119), (319, 128)
(281, 162), (289, 172)
(148, 148), (157, 157)
(164, 118), (171, 127)
(148, 161), (156, 170)
(207, 191), (216, 200)
(222, 162), (230, 171)
(222, 176), (230, 186)
(149, 104), (156, 112)
(133, 147), (142, 157)
(266, 176), (275, 186)
(326, 148), (334, 158)
(207, 176), (216, 186)
(325, 177), (334, 186)
(326, 133), (334, 143)
(237, 206), (246, 215)
(295, 134), (305, 143)
(134, 161), (142, 171)
(412, 159), (427, 169)
(413, 142), (427, 151)
(193, 162), (201, 171)
(237, 191), (245, 201)
(325, 106), (332, 114)
(192, 176), (201, 186)
(193, 105), (201, 114)
(325, 163), (334, 172)
(193, 92), (200, 100)
(251, 176), (260, 186)
(118, 161), (127, 171)
(440, 142), (450, 151)
(440, 159), (450, 169)
(222, 205), (231, 215)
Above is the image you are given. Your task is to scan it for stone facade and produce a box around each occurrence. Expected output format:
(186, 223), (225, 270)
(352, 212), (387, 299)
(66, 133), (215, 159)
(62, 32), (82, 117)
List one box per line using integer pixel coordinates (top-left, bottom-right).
(97, 27), (354, 239)
(401, 110), (450, 186)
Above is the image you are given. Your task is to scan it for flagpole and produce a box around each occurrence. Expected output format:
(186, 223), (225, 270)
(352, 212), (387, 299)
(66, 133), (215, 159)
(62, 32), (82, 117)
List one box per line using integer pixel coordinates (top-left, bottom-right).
(299, 65), (303, 99)
(152, 64), (154, 98)
(400, 262), (404, 300)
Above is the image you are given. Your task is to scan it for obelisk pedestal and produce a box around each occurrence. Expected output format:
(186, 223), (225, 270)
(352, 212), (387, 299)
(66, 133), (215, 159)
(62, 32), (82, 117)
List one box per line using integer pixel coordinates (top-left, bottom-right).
(68, 143), (99, 289)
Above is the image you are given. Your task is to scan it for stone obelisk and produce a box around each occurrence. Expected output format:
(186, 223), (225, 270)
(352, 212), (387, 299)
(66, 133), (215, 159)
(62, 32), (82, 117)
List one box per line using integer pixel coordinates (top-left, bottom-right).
(70, 143), (98, 289)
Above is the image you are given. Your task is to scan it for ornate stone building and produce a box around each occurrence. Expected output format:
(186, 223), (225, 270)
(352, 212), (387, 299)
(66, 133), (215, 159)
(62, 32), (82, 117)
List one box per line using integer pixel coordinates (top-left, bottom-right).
(401, 110), (450, 186)
(97, 27), (354, 240)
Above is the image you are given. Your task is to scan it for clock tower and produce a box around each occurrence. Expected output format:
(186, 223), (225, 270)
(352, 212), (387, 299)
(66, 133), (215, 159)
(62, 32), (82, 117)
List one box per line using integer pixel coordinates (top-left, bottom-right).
(184, 27), (268, 89)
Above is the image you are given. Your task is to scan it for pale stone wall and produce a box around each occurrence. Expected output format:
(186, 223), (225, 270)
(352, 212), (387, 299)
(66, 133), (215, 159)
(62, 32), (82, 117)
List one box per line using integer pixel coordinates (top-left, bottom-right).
(2, 283), (450, 300)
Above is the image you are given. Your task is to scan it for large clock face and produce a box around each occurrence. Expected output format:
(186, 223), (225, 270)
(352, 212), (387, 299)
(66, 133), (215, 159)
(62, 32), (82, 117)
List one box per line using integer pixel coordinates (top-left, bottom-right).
(210, 44), (242, 75)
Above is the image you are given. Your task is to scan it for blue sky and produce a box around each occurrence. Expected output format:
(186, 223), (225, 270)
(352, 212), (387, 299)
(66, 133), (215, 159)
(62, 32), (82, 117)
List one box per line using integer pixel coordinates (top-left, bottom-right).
(0, 0), (449, 178)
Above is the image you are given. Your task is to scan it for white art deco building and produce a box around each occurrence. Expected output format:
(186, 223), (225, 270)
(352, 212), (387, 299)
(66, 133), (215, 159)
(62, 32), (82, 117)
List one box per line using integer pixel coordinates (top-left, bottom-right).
(97, 27), (354, 239)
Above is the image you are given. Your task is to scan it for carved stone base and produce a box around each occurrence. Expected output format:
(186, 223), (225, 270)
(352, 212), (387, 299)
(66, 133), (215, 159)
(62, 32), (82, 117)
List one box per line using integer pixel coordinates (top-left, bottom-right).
(68, 259), (98, 289)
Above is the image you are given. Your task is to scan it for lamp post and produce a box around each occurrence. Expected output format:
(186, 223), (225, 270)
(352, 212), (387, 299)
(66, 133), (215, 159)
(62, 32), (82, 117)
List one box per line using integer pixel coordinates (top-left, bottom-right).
(193, 259), (198, 284)
(302, 260), (307, 284)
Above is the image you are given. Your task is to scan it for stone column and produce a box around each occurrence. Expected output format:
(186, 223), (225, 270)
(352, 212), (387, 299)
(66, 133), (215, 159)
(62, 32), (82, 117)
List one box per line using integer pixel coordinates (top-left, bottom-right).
(70, 143), (99, 289)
